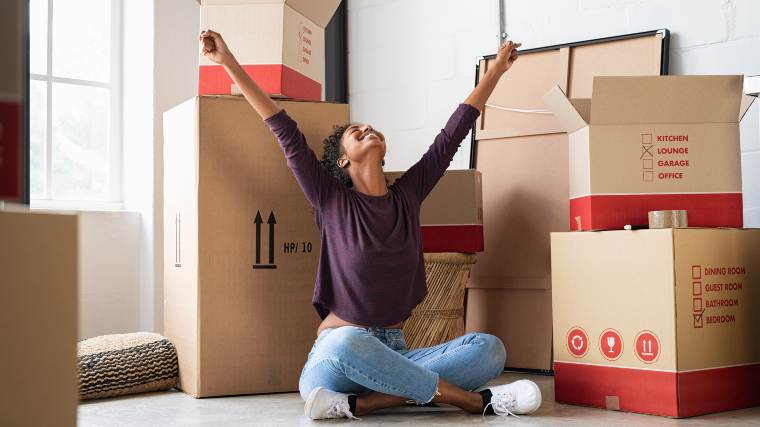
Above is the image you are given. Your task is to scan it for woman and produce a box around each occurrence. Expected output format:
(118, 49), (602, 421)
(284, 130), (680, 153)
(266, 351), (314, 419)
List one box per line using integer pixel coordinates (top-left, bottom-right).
(200, 30), (539, 420)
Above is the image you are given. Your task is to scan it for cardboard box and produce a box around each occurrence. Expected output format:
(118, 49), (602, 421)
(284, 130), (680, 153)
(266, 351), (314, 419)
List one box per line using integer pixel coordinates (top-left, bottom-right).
(0, 209), (78, 426)
(544, 75), (754, 231)
(0, 0), (25, 202)
(198, 0), (341, 101)
(465, 288), (552, 371)
(551, 228), (760, 417)
(467, 32), (667, 371)
(163, 97), (348, 397)
(384, 169), (483, 253)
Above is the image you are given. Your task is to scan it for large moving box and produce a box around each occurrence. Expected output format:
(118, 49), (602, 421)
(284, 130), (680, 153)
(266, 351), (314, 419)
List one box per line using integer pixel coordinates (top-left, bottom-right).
(1, 209), (78, 427)
(466, 31), (668, 371)
(385, 169), (483, 253)
(163, 97), (348, 397)
(551, 228), (760, 417)
(198, 0), (342, 101)
(0, 0), (25, 202)
(544, 75), (753, 231)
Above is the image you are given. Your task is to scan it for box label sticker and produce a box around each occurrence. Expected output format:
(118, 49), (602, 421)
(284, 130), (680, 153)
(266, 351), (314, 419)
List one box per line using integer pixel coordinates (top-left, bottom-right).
(298, 22), (313, 66)
(634, 330), (660, 363)
(640, 132), (691, 182)
(599, 328), (623, 361)
(566, 326), (589, 358)
(691, 264), (745, 328)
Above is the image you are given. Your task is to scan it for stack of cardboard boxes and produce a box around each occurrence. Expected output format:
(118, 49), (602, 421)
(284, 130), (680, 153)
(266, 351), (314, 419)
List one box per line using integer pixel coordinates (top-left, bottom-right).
(164, 0), (485, 397)
(546, 75), (760, 417)
(465, 31), (669, 371)
(164, 0), (345, 397)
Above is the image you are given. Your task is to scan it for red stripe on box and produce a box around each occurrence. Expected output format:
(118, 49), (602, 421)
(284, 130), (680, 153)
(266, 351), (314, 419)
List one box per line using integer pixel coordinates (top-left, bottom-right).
(421, 225), (483, 253)
(280, 65), (322, 101)
(555, 362), (760, 418)
(0, 101), (22, 200)
(569, 193), (743, 231)
(677, 364), (760, 418)
(198, 64), (321, 101)
(555, 362), (679, 417)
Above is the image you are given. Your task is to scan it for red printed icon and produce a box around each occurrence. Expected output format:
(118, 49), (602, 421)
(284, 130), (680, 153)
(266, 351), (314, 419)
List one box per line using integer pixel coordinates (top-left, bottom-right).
(598, 329), (623, 361)
(634, 330), (660, 363)
(566, 327), (589, 358)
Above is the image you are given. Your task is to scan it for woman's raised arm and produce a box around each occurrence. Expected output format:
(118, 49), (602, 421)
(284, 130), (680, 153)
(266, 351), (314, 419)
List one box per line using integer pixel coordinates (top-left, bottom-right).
(199, 30), (281, 120)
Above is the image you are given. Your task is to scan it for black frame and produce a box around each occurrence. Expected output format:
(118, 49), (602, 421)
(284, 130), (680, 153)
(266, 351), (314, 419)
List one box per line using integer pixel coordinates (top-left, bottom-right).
(324, 0), (348, 103)
(468, 29), (671, 169)
(23, 0), (30, 204)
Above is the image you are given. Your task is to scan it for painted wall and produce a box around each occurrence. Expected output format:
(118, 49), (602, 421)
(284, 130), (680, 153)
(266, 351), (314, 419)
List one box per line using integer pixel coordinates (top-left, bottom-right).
(347, 0), (760, 226)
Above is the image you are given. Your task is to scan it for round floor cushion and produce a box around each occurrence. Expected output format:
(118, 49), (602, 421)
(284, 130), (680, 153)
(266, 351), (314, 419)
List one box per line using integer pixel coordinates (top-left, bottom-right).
(78, 332), (178, 400)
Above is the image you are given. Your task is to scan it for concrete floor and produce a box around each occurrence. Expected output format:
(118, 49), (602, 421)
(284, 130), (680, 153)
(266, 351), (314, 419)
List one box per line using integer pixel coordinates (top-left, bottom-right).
(79, 372), (760, 426)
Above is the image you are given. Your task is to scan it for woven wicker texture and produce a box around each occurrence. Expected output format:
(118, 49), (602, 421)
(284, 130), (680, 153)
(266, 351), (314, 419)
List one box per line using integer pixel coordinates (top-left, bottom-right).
(78, 332), (179, 400)
(403, 252), (477, 349)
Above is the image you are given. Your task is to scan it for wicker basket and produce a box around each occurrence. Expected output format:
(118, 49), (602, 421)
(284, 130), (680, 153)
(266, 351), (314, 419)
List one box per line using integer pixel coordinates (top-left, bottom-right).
(403, 252), (477, 349)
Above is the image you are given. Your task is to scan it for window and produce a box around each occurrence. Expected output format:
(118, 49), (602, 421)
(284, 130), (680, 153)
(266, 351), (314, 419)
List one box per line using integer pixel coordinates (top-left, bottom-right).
(30, 0), (122, 210)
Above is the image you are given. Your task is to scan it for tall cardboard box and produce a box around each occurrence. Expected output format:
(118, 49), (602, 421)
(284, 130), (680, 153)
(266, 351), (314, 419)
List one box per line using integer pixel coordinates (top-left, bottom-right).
(551, 229), (760, 417)
(198, 0), (342, 101)
(467, 31), (667, 371)
(544, 75), (753, 231)
(163, 97), (348, 397)
(0, 0), (25, 202)
(385, 169), (483, 253)
(1, 209), (78, 427)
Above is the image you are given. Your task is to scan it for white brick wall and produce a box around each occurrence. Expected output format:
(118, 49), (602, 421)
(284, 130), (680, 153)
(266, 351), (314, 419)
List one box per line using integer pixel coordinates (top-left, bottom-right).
(348, 0), (760, 226)
(347, 0), (499, 171)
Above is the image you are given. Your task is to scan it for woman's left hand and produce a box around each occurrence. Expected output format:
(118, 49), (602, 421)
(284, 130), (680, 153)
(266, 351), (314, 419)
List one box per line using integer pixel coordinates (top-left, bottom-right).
(492, 40), (521, 74)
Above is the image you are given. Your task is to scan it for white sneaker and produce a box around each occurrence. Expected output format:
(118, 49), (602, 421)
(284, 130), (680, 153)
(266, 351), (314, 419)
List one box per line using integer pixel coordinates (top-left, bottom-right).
(482, 380), (542, 417)
(304, 387), (360, 420)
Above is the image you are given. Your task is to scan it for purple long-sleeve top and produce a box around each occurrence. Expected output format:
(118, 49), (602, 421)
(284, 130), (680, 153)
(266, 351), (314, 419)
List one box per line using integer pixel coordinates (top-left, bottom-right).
(265, 103), (480, 326)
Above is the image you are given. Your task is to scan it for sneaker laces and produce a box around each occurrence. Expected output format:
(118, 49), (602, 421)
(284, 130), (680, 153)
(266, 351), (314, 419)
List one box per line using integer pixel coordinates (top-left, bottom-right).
(483, 392), (520, 418)
(326, 398), (360, 420)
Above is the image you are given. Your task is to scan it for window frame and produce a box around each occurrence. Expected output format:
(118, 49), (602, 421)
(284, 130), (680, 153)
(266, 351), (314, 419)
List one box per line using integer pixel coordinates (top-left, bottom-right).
(29, 0), (123, 211)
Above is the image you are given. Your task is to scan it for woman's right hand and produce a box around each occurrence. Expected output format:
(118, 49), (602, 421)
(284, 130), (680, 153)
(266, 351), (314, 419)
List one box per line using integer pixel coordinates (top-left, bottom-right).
(200, 29), (234, 66)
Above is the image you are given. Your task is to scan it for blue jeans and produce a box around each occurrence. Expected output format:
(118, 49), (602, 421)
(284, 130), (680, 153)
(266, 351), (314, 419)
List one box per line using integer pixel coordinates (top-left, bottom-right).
(298, 326), (506, 404)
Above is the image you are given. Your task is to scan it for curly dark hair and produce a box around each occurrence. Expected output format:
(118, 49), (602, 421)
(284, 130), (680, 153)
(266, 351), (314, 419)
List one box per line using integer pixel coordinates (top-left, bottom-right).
(320, 125), (353, 188)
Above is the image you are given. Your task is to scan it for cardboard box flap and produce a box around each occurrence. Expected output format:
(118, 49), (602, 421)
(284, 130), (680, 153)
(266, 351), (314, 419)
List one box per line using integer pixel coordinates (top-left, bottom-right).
(740, 94), (757, 121)
(199, 0), (340, 27)
(543, 85), (588, 133)
(590, 75), (743, 125)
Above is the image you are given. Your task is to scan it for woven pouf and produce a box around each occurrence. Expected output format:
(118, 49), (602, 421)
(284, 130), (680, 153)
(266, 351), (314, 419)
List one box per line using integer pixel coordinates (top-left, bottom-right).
(403, 252), (477, 349)
(78, 332), (179, 400)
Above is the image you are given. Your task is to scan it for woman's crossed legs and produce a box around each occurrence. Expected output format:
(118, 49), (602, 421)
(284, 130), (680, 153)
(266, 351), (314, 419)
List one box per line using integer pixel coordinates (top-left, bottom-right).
(298, 326), (509, 417)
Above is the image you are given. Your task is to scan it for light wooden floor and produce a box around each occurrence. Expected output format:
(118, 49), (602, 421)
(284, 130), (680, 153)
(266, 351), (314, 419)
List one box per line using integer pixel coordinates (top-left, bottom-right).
(78, 372), (760, 426)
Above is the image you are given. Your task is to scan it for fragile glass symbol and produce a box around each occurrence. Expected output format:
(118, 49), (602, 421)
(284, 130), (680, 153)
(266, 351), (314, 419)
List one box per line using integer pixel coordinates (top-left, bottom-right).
(641, 338), (654, 356)
(606, 336), (616, 353)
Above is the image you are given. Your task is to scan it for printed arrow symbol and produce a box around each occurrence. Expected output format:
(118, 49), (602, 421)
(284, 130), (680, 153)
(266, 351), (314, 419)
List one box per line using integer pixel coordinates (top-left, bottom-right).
(254, 210), (263, 265)
(267, 211), (276, 265)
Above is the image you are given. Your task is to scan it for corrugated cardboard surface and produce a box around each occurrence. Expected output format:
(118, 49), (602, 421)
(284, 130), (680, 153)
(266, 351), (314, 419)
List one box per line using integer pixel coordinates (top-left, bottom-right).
(0, 210), (78, 427)
(468, 134), (567, 290)
(465, 288), (553, 371)
(673, 229), (760, 371)
(551, 230), (677, 370)
(200, 1), (337, 86)
(164, 97), (349, 397)
(199, 0), (341, 28)
(551, 228), (760, 417)
(588, 123), (741, 195)
(384, 169), (482, 225)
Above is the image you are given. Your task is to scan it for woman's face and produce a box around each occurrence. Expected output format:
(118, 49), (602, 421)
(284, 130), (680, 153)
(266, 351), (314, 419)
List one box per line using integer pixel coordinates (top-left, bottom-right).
(339, 124), (386, 168)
